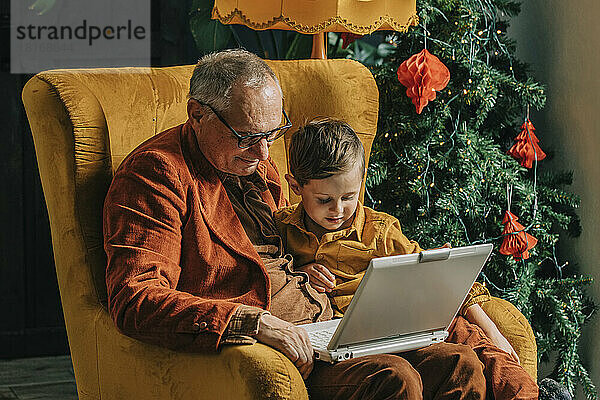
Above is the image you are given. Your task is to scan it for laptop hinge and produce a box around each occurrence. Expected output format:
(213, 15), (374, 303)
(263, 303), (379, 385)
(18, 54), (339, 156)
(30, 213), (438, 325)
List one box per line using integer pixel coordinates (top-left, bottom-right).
(419, 248), (451, 263)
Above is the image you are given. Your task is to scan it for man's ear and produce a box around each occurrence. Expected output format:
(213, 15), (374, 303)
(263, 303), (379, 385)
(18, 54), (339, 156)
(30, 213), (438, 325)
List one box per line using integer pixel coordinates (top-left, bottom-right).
(187, 99), (204, 123)
(285, 174), (302, 195)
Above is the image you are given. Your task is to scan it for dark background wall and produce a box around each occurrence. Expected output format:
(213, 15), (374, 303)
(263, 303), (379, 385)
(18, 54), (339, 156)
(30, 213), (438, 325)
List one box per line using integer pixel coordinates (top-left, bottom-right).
(0, 0), (200, 359)
(0, 0), (62, 357)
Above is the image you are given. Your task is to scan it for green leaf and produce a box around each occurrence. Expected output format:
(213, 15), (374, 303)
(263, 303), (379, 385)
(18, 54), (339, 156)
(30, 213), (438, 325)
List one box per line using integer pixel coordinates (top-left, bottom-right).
(189, 0), (233, 54)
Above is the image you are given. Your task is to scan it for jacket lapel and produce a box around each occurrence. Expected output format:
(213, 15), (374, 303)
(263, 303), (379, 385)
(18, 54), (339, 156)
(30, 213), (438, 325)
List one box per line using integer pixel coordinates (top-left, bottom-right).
(181, 121), (265, 269)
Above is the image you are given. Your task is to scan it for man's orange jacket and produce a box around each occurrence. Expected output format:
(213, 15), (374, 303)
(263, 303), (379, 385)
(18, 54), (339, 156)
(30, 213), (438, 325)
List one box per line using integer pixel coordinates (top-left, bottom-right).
(104, 121), (287, 352)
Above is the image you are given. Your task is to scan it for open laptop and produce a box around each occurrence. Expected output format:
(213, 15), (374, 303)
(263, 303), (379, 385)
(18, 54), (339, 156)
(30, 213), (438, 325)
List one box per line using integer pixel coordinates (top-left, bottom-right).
(300, 243), (493, 363)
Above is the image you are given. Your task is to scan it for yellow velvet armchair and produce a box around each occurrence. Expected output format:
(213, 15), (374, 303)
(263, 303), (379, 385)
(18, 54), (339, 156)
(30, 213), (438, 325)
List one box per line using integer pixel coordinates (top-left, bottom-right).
(22, 59), (537, 400)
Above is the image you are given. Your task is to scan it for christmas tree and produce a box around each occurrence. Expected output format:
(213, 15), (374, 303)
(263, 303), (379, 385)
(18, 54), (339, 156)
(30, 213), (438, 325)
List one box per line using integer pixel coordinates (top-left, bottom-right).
(186, 0), (597, 396)
(351, 0), (598, 397)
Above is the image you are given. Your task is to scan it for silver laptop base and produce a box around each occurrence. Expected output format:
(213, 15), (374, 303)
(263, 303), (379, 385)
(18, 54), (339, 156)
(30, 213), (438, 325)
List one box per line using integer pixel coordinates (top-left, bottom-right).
(315, 330), (449, 363)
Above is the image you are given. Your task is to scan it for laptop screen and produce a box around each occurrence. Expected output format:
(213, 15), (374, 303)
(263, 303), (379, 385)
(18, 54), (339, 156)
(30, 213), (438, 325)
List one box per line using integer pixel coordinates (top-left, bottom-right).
(328, 244), (493, 350)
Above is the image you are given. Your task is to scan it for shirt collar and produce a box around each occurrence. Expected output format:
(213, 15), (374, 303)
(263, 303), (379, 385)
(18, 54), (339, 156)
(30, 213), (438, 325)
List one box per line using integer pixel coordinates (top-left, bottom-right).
(215, 169), (268, 192)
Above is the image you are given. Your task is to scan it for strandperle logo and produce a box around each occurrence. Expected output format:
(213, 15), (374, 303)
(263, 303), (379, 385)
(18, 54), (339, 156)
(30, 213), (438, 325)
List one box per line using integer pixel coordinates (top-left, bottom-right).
(15, 19), (146, 46)
(11, 0), (150, 74)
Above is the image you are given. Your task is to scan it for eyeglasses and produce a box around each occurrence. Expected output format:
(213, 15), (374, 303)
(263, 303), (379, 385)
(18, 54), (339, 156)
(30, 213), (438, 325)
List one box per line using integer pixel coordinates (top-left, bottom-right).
(197, 101), (292, 149)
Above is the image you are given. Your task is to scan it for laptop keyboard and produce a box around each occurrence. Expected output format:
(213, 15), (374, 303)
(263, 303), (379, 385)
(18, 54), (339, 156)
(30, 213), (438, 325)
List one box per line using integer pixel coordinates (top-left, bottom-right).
(307, 326), (337, 348)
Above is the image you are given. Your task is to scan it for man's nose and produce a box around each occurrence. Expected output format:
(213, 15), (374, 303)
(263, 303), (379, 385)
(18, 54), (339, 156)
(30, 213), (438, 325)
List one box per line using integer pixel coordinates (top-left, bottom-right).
(248, 138), (270, 161)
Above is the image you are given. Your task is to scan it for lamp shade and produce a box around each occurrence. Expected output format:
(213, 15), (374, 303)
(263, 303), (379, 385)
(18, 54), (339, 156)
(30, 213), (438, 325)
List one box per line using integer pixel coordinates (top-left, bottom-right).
(212, 0), (418, 35)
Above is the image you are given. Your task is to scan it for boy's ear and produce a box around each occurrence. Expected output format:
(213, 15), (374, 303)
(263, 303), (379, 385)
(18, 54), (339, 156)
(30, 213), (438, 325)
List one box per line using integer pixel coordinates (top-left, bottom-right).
(285, 174), (302, 195)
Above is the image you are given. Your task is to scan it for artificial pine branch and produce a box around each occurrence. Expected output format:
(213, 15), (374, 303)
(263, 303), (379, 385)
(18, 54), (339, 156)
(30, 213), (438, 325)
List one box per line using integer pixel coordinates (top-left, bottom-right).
(359, 0), (598, 397)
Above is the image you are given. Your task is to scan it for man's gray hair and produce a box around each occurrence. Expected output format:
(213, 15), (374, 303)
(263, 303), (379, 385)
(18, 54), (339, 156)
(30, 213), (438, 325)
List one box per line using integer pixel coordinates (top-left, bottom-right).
(188, 49), (281, 115)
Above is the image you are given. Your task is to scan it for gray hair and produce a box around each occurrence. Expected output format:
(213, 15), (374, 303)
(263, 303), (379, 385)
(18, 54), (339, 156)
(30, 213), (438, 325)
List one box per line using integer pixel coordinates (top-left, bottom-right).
(188, 49), (281, 115)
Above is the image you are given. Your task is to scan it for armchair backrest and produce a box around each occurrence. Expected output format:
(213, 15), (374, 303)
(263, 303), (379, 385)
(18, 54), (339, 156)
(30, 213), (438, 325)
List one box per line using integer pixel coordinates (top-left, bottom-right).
(22, 59), (379, 397)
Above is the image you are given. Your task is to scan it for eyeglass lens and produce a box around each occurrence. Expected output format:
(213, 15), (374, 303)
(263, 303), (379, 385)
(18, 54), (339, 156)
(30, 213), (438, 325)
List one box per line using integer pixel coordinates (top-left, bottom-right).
(238, 126), (289, 148)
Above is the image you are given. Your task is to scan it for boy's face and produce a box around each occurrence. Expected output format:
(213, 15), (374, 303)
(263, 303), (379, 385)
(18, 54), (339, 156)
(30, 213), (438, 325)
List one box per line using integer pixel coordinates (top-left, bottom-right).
(287, 164), (363, 231)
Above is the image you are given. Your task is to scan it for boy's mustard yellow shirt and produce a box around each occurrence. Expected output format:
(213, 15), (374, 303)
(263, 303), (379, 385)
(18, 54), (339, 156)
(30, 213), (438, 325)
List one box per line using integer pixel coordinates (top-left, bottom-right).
(274, 202), (489, 315)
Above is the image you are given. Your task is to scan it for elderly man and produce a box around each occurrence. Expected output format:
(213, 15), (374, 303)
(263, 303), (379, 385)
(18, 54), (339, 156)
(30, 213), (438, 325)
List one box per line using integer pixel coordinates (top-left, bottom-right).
(104, 49), (486, 399)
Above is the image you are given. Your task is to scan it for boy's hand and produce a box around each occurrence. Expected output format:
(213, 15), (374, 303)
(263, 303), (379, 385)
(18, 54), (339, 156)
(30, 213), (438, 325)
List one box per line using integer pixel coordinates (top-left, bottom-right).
(464, 303), (520, 364)
(298, 263), (336, 293)
(484, 322), (521, 364)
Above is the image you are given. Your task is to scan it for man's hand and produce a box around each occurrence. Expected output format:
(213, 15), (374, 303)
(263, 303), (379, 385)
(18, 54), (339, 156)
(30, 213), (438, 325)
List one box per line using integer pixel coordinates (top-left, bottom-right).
(464, 303), (520, 364)
(255, 314), (315, 379)
(297, 263), (336, 293)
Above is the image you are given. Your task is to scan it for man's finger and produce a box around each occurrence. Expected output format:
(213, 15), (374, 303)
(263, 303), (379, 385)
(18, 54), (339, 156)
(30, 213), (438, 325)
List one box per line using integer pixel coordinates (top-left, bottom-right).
(283, 343), (301, 363)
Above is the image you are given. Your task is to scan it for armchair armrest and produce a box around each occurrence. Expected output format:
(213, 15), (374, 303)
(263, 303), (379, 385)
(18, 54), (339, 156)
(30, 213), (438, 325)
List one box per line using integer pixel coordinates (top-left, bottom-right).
(92, 310), (308, 400)
(74, 300), (535, 399)
(481, 296), (537, 380)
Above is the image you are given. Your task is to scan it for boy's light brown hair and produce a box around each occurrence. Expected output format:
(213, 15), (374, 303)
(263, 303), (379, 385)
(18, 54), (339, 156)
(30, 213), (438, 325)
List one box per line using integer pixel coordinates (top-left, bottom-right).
(288, 118), (365, 186)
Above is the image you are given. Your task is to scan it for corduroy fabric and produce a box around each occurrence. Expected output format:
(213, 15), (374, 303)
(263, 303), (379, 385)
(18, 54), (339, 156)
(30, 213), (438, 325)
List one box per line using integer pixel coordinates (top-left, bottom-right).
(307, 342), (486, 400)
(104, 121), (287, 352)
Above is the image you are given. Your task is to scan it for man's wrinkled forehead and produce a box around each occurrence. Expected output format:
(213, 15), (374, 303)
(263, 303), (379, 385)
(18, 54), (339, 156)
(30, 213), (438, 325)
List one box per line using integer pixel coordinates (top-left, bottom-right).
(225, 78), (283, 120)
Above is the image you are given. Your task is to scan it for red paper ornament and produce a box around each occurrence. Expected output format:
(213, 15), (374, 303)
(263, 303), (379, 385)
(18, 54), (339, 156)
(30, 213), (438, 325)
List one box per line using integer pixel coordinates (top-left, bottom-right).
(397, 49), (450, 114)
(499, 210), (537, 260)
(340, 33), (362, 49)
(507, 118), (546, 168)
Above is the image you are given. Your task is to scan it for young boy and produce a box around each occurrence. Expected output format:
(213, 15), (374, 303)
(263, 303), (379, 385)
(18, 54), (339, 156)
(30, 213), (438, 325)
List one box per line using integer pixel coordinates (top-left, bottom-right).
(274, 118), (538, 400)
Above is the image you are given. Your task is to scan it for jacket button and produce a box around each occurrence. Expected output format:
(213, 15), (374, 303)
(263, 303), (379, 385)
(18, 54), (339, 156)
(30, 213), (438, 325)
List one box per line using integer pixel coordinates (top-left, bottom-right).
(317, 254), (324, 260)
(192, 322), (208, 332)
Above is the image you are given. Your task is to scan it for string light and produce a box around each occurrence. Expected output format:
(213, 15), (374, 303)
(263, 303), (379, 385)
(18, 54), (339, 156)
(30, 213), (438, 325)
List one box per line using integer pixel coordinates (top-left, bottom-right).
(369, 5), (593, 390)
